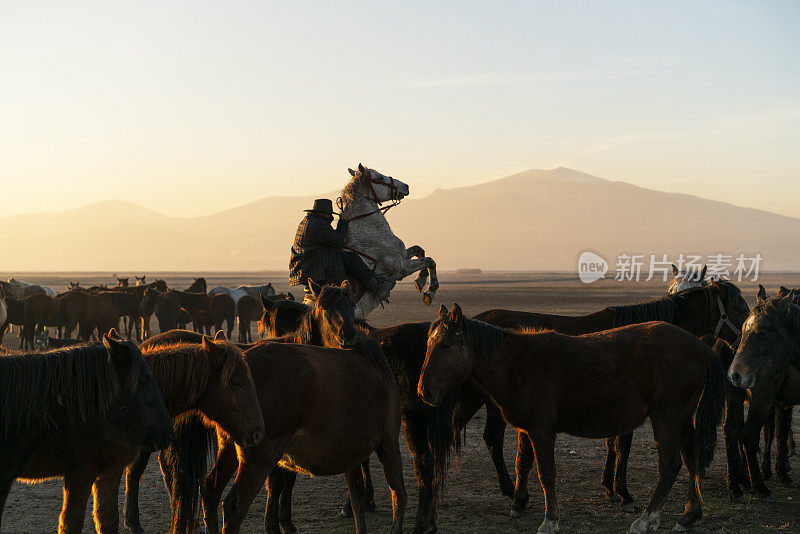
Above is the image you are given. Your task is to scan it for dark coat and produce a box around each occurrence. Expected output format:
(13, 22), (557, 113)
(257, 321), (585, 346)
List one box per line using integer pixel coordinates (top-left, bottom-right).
(289, 214), (350, 286)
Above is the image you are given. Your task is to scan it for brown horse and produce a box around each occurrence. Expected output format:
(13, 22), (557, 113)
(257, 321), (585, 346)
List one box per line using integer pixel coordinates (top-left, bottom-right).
(21, 293), (57, 349)
(165, 283), (406, 534)
(78, 292), (124, 342)
(1, 334), (174, 532)
(728, 287), (800, 500)
(419, 304), (726, 534)
(236, 295), (262, 343)
(119, 334), (265, 534)
(56, 289), (88, 339)
(202, 293), (237, 339)
(474, 280), (748, 512)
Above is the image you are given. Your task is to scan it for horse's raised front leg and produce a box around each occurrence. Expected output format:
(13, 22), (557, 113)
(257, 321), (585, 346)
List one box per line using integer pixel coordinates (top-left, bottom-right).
(402, 257), (438, 306)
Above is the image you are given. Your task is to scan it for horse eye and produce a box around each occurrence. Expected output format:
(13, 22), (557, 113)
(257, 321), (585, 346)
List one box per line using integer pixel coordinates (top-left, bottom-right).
(231, 379), (243, 388)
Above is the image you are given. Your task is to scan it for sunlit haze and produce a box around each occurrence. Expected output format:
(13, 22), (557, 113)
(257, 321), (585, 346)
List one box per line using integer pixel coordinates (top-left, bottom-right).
(1, 1), (798, 218)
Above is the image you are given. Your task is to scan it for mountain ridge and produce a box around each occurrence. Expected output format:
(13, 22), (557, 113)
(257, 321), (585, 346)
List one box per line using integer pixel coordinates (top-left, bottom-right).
(3, 168), (798, 271)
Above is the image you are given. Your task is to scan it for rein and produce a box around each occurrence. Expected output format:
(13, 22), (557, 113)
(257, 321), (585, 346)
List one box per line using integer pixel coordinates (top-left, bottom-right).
(337, 172), (402, 222)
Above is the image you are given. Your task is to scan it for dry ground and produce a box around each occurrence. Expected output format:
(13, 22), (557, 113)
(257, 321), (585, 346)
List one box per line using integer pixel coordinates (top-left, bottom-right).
(2, 271), (800, 533)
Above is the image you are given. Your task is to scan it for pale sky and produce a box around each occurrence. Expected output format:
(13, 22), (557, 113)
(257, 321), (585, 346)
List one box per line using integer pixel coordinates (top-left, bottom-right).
(1, 1), (798, 217)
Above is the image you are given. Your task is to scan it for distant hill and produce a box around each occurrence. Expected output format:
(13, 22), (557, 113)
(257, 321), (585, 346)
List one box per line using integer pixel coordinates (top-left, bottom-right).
(3, 167), (799, 271)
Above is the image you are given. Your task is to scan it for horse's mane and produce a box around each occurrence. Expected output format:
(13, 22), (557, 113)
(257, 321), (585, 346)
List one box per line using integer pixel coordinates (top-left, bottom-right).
(429, 316), (505, 362)
(611, 295), (677, 327)
(141, 341), (242, 414)
(0, 344), (127, 438)
(339, 170), (367, 207)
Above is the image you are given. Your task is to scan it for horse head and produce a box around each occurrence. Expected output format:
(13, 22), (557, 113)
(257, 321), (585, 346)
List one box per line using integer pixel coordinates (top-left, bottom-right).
(307, 279), (358, 348)
(730, 286), (800, 389)
(347, 163), (409, 204)
(667, 264), (708, 294)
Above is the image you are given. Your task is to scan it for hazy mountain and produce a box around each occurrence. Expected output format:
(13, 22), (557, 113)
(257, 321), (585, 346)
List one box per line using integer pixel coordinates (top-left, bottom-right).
(3, 167), (799, 272)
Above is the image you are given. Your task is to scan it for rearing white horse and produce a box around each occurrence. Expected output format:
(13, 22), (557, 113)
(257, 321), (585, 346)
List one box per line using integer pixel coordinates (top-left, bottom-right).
(336, 163), (438, 318)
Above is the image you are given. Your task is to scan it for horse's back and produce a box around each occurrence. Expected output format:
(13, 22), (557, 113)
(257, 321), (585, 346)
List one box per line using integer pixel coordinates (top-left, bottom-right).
(476, 308), (613, 335)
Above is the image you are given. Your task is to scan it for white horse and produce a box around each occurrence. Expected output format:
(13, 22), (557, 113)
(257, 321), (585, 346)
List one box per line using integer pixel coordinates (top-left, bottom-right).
(0, 287), (7, 332)
(209, 283), (276, 304)
(5, 277), (56, 298)
(334, 163), (438, 318)
(667, 264), (708, 294)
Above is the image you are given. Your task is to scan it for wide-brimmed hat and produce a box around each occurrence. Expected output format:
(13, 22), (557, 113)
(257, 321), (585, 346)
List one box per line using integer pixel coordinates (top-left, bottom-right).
(304, 198), (335, 215)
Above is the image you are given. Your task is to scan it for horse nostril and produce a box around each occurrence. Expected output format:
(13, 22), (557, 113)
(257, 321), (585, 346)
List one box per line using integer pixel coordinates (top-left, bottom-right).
(252, 430), (264, 445)
(729, 371), (741, 386)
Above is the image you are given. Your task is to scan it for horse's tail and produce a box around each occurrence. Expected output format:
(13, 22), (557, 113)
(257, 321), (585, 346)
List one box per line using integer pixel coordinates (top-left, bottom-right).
(695, 345), (727, 474)
(162, 414), (217, 534)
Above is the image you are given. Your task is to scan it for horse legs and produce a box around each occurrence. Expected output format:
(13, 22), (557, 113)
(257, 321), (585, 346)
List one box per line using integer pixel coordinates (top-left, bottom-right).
(723, 385), (748, 501)
(742, 399), (773, 499)
(59, 469), (96, 534)
(484, 402), (514, 497)
(222, 440), (285, 534)
(278, 469), (297, 534)
(775, 403), (793, 486)
(762, 404), (777, 480)
(124, 450), (151, 534)
(265, 467), (285, 534)
(340, 459), (376, 518)
(511, 430), (534, 516)
(376, 437), (407, 534)
(525, 429), (558, 534)
(202, 438), (239, 534)
(613, 432), (636, 512)
(629, 417), (682, 534)
(92, 465), (124, 534)
(401, 411), (437, 534)
(675, 421), (703, 532)
(601, 438), (616, 501)
(344, 466), (369, 534)
(402, 256), (438, 306)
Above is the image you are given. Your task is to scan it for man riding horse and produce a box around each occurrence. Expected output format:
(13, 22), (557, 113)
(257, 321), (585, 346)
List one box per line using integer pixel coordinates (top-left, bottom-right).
(289, 198), (392, 302)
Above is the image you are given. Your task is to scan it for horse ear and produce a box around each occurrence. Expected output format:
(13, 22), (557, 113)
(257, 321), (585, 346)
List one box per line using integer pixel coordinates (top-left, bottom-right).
(779, 285), (790, 298)
(438, 303), (448, 318)
(671, 264), (679, 276)
(286, 292), (295, 301)
(358, 163), (365, 174)
(103, 334), (131, 368)
(348, 168), (356, 177)
(202, 336), (228, 367)
(757, 284), (767, 302)
(214, 330), (226, 341)
(107, 328), (123, 341)
(340, 280), (354, 298)
(308, 279), (322, 299)
(261, 293), (274, 311)
(451, 303), (464, 324)
(700, 265), (707, 280)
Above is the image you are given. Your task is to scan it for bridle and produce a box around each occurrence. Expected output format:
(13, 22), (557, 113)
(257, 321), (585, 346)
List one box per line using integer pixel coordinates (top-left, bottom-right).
(337, 171), (403, 222)
(713, 289), (742, 344)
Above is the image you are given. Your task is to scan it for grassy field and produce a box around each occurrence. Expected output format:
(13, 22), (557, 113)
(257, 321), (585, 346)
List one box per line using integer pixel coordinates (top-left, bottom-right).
(2, 271), (799, 533)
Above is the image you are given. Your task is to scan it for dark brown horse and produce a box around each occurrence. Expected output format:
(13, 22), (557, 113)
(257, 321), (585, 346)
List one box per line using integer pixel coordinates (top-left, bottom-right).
(201, 293), (237, 339)
(56, 289), (88, 339)
(729, 287), (800, 500)
(256, 296), (472, 533)
(120, 334), (265, 534)
(474, 280), (748, 512)
(236, 295), (263, 343)
(78, 292), (125, 342)
(419, 305), (726, 534)
(21, 293), (57, 349)
(1, 334), (174, 532)
(166, 283), (406, 534)
(140, 288), (184, 338)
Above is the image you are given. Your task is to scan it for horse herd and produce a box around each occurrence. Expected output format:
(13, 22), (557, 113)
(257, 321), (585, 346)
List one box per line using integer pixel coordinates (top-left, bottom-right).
(1, 269), (799, 534)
